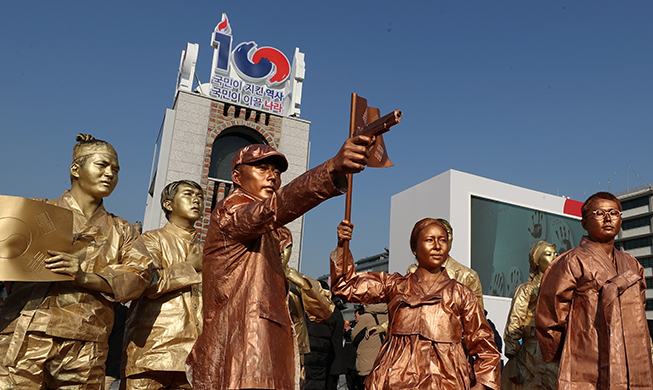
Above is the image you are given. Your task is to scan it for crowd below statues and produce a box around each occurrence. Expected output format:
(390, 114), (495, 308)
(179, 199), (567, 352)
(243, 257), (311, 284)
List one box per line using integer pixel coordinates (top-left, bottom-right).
(1, 135), (652, 390)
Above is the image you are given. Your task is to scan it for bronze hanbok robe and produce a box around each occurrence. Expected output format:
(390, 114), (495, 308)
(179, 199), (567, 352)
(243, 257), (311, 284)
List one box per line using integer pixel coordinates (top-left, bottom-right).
(536, 236), (653, 390)
(0, 190), (149, 367)
(122, 222), (203, 377)
(330, 247), (501, 390)
(186, 161), (344, 390)
(504, 274), (558, 390)
(406, 256), (484, 310)
(443, 256), (485, 311)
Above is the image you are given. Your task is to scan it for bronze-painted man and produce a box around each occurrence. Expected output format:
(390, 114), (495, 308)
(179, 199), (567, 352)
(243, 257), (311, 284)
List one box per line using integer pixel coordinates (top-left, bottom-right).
(536, 191), (653, 389)
(186, 136), (373, 390)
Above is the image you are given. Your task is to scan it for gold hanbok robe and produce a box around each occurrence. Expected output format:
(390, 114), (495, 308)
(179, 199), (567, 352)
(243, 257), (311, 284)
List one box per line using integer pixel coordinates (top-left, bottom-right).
(330, 247), (501, 390)
(536, 236), (653, 390)
(504, 274), (558, 390)
(122, 222), (203, 377)
(187, 161), (344, 390)
(0, 190), (149, 367)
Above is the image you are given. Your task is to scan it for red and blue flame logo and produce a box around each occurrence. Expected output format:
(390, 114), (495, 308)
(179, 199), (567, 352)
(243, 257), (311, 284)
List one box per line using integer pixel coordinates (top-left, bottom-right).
(213, 14), (291, 87)
(232, 42), (290, 86)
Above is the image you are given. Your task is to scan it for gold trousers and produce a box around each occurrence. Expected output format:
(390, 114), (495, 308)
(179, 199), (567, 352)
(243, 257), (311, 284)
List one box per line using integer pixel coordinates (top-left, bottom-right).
(0, 332), (108, 389)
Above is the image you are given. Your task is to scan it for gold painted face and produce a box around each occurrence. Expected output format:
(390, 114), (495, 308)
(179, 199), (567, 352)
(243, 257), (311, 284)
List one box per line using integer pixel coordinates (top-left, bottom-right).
(232, 160), (282, 200)
(166, 184), (204, 226)
(537, 245), (558, 274)
(71, 153), (120, 199)
(412, 224), (450, 272)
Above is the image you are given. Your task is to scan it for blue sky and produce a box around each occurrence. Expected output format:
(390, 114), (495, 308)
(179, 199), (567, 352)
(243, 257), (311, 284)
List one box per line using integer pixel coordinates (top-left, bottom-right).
(1, 1), (652, 279)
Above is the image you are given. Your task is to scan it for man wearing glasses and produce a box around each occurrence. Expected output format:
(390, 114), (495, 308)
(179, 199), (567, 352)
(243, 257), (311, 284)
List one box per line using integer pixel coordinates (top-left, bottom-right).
(535, 192), (653, 390)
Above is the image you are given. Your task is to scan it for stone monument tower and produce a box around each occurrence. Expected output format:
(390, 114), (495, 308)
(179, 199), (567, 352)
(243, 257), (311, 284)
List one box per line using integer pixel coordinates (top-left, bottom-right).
(143, 14), (308, 269)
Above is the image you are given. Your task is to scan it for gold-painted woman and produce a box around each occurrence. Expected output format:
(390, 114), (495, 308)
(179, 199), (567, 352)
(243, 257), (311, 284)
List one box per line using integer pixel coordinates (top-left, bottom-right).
(503, 241), (559, 390)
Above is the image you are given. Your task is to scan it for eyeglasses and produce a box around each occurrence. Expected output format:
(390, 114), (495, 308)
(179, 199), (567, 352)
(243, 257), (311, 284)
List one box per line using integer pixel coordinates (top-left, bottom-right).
(586, 209), (622, 220)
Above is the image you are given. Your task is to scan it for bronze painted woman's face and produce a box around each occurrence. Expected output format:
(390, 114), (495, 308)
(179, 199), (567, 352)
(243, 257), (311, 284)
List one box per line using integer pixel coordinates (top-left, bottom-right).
(413, 224), (450, 273)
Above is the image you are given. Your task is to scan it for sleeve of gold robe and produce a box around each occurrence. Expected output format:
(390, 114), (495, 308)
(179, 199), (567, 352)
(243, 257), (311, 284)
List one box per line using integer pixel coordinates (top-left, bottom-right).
(504, 282), (532, 358)
(535, 255), (578, 362)
(460, 269), (485, 311)
(141, 234), (202, 300)
(98, 222), (151, 303)
(300, 276), (335, 323)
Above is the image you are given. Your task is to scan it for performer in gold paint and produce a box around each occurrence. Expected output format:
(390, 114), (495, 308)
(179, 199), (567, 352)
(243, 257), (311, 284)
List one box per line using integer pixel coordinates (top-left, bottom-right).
(331, 218), (501, 390)
(406, 218), (484, 310)
(281, 227), (337, 388)
(121, 180), (205, 389)
(503, 241), (559, 390)
(536, 192), (653, 389)
(0, 134), (150, 389)
(186, 136), (373, 390)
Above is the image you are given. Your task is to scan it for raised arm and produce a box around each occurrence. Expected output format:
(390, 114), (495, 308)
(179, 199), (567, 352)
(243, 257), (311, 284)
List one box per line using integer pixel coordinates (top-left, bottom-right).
(330, 220), (394, 305)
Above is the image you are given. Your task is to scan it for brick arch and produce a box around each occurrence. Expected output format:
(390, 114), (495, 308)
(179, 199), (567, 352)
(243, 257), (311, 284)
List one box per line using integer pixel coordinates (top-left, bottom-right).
(198, 100), (283, 239)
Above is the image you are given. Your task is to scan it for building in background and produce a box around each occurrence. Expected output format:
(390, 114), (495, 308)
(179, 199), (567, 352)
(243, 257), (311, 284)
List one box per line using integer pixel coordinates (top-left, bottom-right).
(615, 184), (653, 323)
(142, 14), (308, 269)
(389, 169), (587, 354)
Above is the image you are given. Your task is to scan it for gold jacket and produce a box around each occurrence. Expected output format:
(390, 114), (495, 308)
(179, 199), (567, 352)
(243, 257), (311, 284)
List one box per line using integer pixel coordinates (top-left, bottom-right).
(536, 236), (653, 390)
(122, 222), (203, 376)
(331, 247), (501, 390)
(504, 274), (557, 390)
(187, 161), (344, 390)
(0, 191), (149, 366)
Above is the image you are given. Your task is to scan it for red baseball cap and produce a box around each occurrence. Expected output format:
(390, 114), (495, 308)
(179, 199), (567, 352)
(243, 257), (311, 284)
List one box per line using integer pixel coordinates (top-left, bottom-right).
(231, 144), (288, 172)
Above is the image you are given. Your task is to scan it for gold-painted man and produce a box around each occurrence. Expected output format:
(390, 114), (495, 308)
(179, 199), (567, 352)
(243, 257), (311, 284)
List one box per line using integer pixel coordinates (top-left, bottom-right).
(281, 227), (337, 387)
(122, 180), (205, 389)
(0, 134), (150, 389)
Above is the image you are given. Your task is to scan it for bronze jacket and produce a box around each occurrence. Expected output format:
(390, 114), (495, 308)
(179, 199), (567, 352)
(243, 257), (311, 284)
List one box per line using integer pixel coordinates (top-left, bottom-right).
(0, 191), (149, 366)
(187, 161), (343, 390)
(536, 236), (653, 390)
(122, 222), (203, 376)
(406, 256), (484, 310)
(331, 247), (501, 390)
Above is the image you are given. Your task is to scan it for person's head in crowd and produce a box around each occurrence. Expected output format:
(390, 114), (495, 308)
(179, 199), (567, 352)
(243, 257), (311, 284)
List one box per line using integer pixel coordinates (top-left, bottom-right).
(355, 306), (365, 322)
